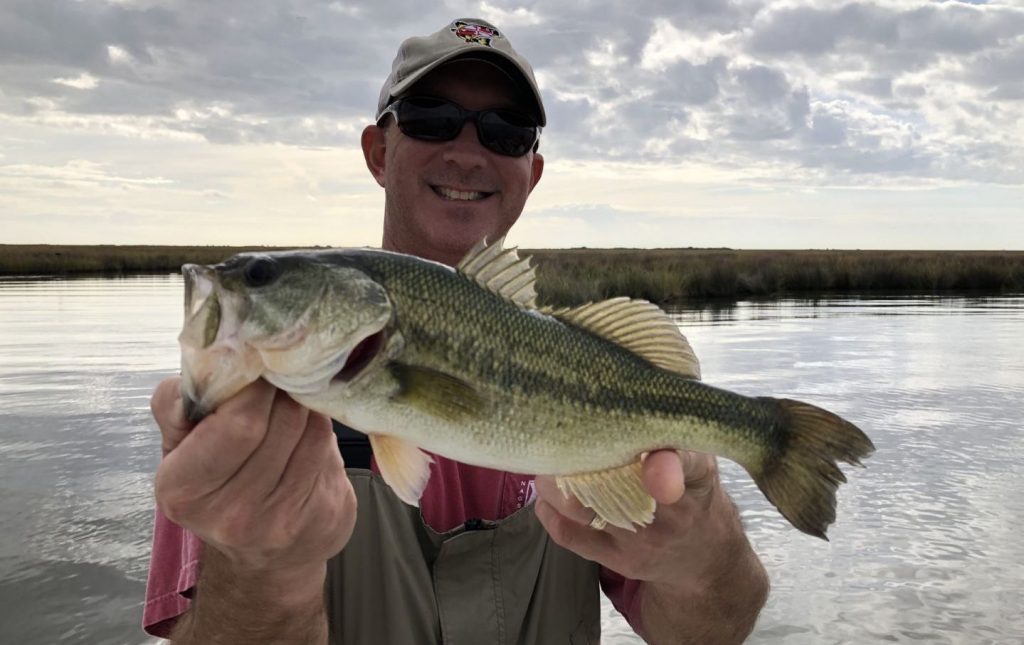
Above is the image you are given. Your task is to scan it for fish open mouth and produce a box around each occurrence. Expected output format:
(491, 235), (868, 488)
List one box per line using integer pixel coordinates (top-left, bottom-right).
(179, 263), (264, 422)
(334, 329), (386, 382)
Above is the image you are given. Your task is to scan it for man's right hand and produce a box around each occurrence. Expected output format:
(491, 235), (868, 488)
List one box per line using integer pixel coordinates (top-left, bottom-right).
(151, 376), (357, 594)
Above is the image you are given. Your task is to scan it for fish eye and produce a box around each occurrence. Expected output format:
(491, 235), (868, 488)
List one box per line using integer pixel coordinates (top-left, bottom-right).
(243, 256), (280, 288)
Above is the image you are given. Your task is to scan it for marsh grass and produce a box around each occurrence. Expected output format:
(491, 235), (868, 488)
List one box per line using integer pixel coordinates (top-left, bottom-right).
(528, 248), (1024, 305)
(2, 245), (1022, 305)
(0, 245), (290, 276)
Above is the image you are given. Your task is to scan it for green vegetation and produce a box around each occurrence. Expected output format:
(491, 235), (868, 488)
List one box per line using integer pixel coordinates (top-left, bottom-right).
(0, 245), (289, 277)
(528, 248), (1024, 305)
(3, 245), (1022, 305)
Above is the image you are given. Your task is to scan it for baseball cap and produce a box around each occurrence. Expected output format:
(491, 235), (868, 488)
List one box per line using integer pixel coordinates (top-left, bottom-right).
(377, 18), (546, 127)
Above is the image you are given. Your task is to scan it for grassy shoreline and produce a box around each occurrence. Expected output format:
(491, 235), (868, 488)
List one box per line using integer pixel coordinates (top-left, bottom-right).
(2, 244), (1022, 305)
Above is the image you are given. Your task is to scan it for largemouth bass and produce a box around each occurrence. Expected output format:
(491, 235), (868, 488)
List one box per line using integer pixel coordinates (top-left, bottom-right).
(179, 238), (874, 539)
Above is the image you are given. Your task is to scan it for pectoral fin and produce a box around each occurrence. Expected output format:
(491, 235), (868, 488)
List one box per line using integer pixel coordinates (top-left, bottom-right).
(389, 363), (487, 422)
(556, 461), (656, 531)
(368, 434), (433, 507)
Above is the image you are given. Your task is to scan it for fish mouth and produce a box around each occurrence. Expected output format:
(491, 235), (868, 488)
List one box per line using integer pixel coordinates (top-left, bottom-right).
(182, 392), (207, 424)
(257, 328), (385, 395)
(179, 264), (262, 423)
(178, 255), (396, 421)
(182, 264), (217, 336)
(334, 329), (386, 382)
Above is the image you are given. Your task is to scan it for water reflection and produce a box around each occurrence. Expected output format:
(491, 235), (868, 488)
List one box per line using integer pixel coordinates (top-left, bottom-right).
(2, 280), (1023, 644)
(0, 277), (180, 645)
(669, 294), (1024, 645)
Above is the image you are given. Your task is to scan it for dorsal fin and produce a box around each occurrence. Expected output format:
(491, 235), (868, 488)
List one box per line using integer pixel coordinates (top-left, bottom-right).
(456, 236), (538, 309)
(542, 298), (701, 379)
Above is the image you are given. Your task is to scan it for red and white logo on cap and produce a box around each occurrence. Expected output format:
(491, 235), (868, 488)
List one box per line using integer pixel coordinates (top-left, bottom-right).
(451, 20), (499, 46)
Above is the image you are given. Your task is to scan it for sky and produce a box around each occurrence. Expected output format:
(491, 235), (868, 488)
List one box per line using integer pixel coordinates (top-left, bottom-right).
(1, 0), (1022, 250)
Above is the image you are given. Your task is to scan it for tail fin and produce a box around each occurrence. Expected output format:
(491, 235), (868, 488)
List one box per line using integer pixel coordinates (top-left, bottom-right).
(748, 398), (875, 540)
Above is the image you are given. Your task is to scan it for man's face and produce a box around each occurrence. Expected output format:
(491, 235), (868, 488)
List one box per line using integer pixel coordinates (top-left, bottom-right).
(363, 59), (544, 266)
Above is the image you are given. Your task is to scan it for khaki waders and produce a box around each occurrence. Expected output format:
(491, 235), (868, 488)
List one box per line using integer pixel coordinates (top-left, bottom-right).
(325, 469), (602, 644)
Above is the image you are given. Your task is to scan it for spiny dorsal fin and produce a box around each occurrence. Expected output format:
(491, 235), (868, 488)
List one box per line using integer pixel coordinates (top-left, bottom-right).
(456, 236), (538, 309)
(542, 298), (701, 379)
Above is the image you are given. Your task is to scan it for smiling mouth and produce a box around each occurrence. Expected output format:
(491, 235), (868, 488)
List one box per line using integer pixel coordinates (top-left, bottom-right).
(432, 185), (494, 201)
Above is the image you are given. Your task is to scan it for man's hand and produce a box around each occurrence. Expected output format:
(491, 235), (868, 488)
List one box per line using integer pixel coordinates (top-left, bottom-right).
(151, 377), (357, 643)
(534, 450), (768, 644)
(534, 450), (722, 586)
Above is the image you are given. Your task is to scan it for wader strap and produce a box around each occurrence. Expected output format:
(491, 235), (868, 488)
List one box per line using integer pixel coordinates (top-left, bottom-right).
(332, 420), (373, 469)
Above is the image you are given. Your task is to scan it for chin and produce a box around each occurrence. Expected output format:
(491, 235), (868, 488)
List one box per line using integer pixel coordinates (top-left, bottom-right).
(429, 228), (499, 263)
(437, 214), (503, 242)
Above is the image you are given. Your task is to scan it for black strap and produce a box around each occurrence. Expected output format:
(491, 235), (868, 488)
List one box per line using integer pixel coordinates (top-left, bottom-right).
(332, 419), (373, 469)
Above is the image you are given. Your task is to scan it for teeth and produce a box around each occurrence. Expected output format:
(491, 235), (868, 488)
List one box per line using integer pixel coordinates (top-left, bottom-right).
(436, 186), (487, 201)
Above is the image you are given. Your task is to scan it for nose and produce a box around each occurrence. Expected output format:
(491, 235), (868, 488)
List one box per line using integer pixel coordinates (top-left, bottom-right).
(441, 119), (487, 169)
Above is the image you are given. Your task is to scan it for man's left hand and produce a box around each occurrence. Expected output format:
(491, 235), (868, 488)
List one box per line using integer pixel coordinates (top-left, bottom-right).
(534, 449), (732, 588)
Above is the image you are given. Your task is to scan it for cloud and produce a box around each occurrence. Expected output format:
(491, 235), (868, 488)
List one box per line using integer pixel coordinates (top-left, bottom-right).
(0, 159), (172, 189)
(0, 0), (438, 143)
(748, 3), (899, 56)
(0, 1), (1022, 248)
(52, 73), (100, 90)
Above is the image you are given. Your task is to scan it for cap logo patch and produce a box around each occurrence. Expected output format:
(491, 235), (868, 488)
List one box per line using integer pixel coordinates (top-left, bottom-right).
(451, 21), (499, 47)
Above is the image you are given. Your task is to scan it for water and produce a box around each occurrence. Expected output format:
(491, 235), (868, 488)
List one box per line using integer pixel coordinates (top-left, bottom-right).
(1, 278), (1022, 644)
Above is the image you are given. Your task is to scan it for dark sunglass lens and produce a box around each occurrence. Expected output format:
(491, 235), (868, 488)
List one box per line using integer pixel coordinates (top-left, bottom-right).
(397, 98), (463, 141)
(479, 111), (537, 156)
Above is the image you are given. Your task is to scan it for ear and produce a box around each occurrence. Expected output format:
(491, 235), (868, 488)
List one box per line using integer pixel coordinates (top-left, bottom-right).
(527, 152), (544, 195)
(362, 124), (387, 188)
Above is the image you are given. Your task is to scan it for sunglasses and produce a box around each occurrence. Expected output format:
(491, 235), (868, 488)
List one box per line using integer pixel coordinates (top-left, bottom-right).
(379, 96), (541, 157)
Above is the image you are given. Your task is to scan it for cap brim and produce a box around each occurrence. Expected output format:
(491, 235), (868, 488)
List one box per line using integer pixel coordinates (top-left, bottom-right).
(385, 49), (546, 127)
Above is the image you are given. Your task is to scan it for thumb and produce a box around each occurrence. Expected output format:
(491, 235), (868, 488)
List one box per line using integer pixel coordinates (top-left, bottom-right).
(641, 450), (718, 506)
(641, 450), (685, 505)
(151, 376), (193, 456)
(680, 450), (718, 500)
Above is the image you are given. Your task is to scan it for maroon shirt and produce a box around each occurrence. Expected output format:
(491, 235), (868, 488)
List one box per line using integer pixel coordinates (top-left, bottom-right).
(143, 454), (644, 637)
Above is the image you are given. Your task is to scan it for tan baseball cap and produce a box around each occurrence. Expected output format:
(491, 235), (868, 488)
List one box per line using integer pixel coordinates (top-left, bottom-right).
(376, 18), (546, 127)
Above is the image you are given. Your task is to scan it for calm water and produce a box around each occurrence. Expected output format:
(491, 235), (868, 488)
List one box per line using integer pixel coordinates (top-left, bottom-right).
(0, 277), (1022, 644)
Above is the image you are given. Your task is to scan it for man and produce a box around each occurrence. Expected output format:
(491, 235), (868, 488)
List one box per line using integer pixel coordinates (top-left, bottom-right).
(144, 18), (769, 644)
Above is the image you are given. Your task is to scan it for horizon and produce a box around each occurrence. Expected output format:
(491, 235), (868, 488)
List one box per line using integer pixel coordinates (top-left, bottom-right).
(4, 243), (1024, 253)
(2, 3), (1023, 250)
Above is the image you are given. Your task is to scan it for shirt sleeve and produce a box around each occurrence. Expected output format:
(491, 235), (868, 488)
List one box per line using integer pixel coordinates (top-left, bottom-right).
(142, 508), (203, 637)
(599, 566), (646, 636)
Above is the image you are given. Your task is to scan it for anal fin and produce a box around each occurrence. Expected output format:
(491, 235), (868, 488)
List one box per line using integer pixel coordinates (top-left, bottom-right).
(368, 434), (433, 507)
(556, 461), (655, 531)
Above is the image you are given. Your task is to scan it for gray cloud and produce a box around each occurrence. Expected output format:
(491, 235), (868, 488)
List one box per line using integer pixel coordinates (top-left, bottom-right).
(654, 59), (725, 106)
(809, 111), (848, 146)
(846, 76), (892, 99)
(1, 0), (1022, 184)
(963, 39), (1024, 96)
(0, 0), (449, 134)
(750, 2), (1024, 57)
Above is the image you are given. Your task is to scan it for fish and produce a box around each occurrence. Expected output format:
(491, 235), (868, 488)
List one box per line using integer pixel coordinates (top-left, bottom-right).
(178, 238), (874, 539)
